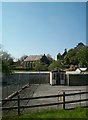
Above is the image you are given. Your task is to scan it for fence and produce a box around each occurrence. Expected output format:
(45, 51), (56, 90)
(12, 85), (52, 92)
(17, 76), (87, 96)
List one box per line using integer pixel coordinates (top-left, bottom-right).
(1, 91), (88, 115)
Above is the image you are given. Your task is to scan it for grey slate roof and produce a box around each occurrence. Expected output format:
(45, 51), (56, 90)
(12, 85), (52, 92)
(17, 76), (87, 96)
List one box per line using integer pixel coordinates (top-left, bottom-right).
(24, 55), (43, 62)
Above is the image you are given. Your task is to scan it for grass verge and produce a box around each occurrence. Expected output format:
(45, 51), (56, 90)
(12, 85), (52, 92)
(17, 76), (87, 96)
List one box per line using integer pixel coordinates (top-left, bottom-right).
(2, 107), (88, 120)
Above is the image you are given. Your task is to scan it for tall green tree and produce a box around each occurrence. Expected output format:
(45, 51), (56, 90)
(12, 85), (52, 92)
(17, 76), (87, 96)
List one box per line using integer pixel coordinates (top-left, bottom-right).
(77, 46), (88, 67)
(0, 48), (14, 74)
(64, 48), (79, 65)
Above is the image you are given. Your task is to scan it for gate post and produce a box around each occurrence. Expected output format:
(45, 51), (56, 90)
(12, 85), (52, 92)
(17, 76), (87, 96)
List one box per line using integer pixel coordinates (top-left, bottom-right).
(63, 92), (65, 110)
(59, 92), (65, 109)
(17, 94), (20, 115)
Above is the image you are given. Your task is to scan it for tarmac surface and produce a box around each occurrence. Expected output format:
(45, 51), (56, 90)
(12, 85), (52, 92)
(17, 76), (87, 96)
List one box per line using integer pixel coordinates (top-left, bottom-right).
(2, 84), (88, 116)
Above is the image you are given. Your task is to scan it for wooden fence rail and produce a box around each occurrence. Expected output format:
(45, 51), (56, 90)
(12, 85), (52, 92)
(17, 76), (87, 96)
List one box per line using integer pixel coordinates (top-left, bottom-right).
(2, 91), (88, 102)
(1, 91), (88, 115)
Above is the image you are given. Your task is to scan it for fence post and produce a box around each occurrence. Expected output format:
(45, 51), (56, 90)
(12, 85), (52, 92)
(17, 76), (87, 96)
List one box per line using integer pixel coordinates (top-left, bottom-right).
(63, 92), (65, 109)
(17, 94), (20, 115)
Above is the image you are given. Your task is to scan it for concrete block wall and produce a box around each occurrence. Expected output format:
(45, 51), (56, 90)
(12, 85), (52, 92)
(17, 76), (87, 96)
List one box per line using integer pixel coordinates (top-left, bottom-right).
(66, 74), (88, 86)
(2, 72), (50, 85)
(29, 73), (50, 84)
(2, 72), (50, 98)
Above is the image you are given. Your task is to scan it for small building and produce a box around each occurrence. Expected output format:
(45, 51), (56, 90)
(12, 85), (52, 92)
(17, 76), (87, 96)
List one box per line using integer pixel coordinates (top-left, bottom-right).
(23, 54), (49, 70)
(50, 69), (66, 86)
(76, 68), (88, 74)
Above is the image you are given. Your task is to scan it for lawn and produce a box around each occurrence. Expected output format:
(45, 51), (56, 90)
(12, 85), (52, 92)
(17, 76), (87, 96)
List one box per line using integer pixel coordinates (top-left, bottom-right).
(2, 107), (88, 120)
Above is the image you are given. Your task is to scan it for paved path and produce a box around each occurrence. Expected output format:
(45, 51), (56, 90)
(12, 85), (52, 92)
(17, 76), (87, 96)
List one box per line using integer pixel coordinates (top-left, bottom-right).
(22, 84), (87, 113)
(2, 84), (88, 115)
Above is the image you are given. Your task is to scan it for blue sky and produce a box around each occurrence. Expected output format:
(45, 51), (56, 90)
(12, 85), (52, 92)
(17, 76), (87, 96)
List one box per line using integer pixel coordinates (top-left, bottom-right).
(2, 2), (86, 59)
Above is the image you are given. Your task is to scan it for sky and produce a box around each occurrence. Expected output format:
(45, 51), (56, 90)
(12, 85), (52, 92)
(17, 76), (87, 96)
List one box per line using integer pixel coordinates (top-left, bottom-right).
(1, 2), (86, 60)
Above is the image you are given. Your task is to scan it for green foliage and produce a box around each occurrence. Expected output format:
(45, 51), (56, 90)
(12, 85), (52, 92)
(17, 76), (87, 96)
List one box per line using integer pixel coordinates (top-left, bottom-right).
(64, 46), (88, 67)
(48, 60), (63, 71)
(2, 61), (12, 74)
(19, 107), (88, 118)
(34, 61), (48, 71)
(0, 49), (14, 74)
(2, 107), (88, 119)
(64, 48), (79, 65)
(76, 46), (88, 67)
(31, 55), (54, 71)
